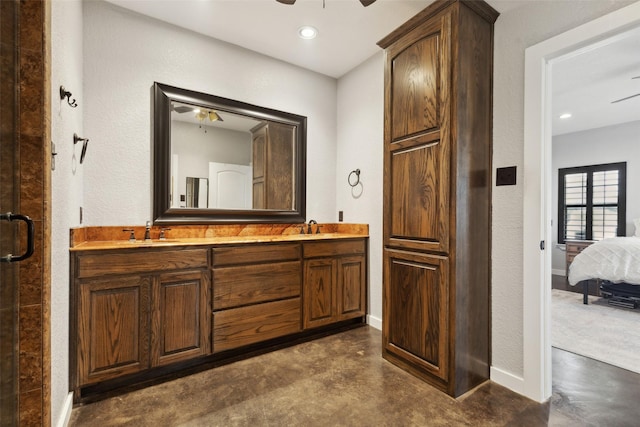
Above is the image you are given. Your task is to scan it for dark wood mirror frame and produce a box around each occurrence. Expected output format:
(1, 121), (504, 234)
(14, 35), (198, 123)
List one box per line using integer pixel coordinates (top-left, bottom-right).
(152, 82), (307, 225)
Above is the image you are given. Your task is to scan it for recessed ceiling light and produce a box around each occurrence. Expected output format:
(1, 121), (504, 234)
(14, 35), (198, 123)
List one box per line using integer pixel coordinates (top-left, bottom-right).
(298, 26), (318, 40)
(559, 113), (572, 119)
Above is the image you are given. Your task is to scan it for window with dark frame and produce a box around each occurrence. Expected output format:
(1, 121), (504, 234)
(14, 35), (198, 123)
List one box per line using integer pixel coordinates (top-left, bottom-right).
(558, 162), (626, 244)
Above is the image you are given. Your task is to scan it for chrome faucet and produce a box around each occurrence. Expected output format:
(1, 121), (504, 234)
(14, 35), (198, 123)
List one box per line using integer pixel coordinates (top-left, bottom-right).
(144, 221), (152, 241)
(159, 227), (171, 240)
(123, 228), (136, 242)
(307, 219), (317, 235)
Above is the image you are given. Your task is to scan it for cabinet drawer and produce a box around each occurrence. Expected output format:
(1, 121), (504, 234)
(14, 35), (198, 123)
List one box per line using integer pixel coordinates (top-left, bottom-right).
(566, 241), (595, 264)
(303, 239), (365, 258)
(213, 261), (301, 309)
(213, 298), (301, 352)
(212, 243), (300, 266)
(76, 248), (208, 279)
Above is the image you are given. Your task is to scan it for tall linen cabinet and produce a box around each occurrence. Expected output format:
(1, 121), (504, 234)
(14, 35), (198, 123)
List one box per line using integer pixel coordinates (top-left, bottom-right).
(378, 0), (498, 397)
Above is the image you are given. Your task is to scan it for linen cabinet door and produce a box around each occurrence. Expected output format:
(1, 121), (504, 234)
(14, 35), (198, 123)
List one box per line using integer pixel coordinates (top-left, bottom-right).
(77, 276), (150, 385)
(383, 249), (449, 383)
(384, 15), (452, 254)
(152, 270), (210, 366)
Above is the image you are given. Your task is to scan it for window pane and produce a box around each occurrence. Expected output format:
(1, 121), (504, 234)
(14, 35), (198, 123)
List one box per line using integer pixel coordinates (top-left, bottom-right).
(558, 163), (625, 243)
(592, 206), (618, 240)
(565, 173), (586, 205)
(565, 206), (586, 240)
(593, 170), (619, 204)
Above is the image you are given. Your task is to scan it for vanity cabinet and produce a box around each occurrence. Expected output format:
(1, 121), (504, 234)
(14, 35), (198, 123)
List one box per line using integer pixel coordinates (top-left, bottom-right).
(302, 239), (367, 329)
(251, 122), (294, 210)
(378, 0), (497, 397)
(71, 233), (368, 402)
(71, 248), (210, 388)
(211, 243), (302, 352)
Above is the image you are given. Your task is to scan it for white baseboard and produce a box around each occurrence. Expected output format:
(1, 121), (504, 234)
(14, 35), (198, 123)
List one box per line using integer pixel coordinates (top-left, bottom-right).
(552, 268), (565, 277)
(55, 392), (74, 427)
(490, 366), (524, 395)
(367, 314), (382, 330)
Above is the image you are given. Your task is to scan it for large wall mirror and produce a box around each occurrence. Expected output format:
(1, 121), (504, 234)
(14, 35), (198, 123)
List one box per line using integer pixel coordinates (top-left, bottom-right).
(153, 82), (307, 224)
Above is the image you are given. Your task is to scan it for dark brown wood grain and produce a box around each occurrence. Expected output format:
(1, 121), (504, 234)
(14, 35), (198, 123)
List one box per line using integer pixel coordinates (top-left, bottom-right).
(302, 240), (367, 329)
(302, 239), (365, 258)
(151, 270), (211, 367)
(251, 122), (295, 210)
(72, 238), (367, 401)
(212, 242), (300, 266)
(213, 261), (301, 310)
(337, 256), (366, 319)
(383, 250), (449, 381)
(76, 248), (208, 279)
(391, 35), (440, 139)
(78, 276), (151, 385)
(213, 298), (301, 352)
(381, 0), (496, 398)
(303, 258), (336, 329)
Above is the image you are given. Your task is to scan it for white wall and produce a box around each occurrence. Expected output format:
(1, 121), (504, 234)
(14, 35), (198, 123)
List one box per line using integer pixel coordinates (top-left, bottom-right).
(49, 3), (640, 424)
(551, 120), (640, 273)
(491, 0), (634, 381)
(50, 1), (83, 425)
(336, 53), (384, 329)
(82, 1), (337, 226)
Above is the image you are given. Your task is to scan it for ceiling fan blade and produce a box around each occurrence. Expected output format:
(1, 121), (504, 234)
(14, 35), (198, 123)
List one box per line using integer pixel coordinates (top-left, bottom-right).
(173, 105), (194, 113)
(359, 0), (376, 5)
(611, 93), (640, 104)
(276, 0), (296, 4)
(632, 76), (640, 79)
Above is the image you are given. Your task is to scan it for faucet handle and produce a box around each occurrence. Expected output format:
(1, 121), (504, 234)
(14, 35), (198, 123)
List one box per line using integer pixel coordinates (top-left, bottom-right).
(300, 226), (306, 235)
(316, 225), (322, 234)
(122, 228), (136, 242)
(159, 228), (171, 240)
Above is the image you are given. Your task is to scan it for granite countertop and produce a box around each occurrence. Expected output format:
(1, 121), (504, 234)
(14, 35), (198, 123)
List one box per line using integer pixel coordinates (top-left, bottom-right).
(70, 223), (369, 251)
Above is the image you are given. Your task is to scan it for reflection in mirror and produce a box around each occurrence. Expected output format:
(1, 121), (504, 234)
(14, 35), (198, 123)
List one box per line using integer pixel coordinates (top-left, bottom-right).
(171, 101), (259, 210)
(185, 177), (208, 208)
(153, 82), (307, 224)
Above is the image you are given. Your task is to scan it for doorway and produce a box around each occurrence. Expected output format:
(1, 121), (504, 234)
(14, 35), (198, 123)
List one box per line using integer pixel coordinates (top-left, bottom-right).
(522, 1), (640, 403)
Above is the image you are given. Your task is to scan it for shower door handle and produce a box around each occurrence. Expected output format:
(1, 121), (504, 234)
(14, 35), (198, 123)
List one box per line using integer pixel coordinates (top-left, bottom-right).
(1, 212), (35, 263)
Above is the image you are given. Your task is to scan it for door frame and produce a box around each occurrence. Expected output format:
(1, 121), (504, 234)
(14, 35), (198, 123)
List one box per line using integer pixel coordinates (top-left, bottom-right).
(522, 1), (640, 402)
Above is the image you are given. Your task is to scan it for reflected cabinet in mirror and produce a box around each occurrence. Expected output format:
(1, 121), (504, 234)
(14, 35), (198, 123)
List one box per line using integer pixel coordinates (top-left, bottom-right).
(153, 82), (307, 224)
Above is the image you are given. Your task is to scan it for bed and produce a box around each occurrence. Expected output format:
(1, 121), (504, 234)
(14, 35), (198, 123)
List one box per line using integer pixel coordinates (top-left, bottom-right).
(568, 236), (640, 308)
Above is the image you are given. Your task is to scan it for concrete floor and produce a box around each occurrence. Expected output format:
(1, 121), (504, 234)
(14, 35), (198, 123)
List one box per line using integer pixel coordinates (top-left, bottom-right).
(69, 326), (639, 426)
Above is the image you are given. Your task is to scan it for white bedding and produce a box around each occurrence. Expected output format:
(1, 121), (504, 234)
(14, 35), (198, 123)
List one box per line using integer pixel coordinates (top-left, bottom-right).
(568, 237), (640, 286)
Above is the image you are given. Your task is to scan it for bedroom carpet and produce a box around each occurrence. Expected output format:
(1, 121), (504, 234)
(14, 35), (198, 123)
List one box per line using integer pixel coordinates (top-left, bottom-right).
(551, 288), (640, 374)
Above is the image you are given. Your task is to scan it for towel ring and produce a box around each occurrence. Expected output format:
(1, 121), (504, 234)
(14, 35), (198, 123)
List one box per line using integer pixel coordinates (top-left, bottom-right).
(348, 169), (361, 187)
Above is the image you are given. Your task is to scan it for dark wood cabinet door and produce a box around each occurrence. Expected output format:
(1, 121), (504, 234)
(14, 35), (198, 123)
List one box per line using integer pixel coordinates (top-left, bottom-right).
(78, 276), (151, 385)
(303, 258), (336, 329)
(152, 270), (210, 366)
(337, 255), (366, 321)
(383, 249), (449, 382)
(384, 16), (451, 254)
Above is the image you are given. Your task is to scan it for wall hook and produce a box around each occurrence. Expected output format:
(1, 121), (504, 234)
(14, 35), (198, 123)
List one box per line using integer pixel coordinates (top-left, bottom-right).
(73, 133), (89, 164)
(348, 169), (361, 187)
(60, 85), (78, 108)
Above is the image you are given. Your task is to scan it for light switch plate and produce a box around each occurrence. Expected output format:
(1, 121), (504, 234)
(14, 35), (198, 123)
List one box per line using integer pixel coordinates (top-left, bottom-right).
(496, 166), (517, 186)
